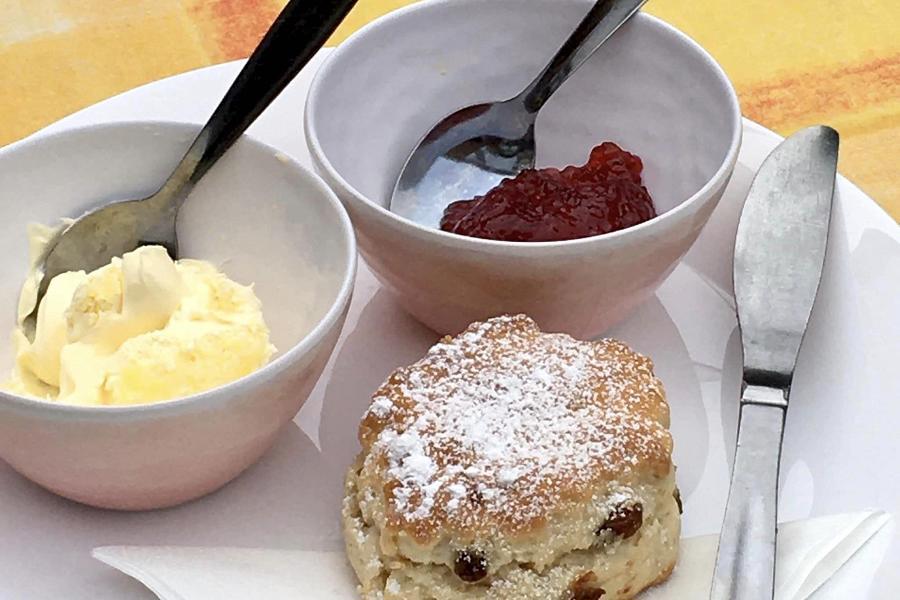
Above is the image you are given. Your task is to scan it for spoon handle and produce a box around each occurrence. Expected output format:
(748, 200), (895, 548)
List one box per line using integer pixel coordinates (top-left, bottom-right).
(517, 0), (648, 114)
(158, 0), (359, 202)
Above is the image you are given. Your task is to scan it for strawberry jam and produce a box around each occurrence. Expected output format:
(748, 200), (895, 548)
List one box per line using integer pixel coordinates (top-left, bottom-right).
(440, 142), (656, 242)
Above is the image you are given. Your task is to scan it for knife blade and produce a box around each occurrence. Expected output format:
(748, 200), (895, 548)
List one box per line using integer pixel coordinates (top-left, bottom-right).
(710, 125), (839, 600)
(734, 125), (840, 390)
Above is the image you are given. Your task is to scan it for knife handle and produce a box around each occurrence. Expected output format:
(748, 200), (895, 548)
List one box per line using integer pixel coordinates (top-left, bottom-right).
(710, 386), (787, 600)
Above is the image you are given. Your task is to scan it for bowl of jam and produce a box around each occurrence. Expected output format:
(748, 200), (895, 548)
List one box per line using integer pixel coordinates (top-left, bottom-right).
(306, 0), (742, 337)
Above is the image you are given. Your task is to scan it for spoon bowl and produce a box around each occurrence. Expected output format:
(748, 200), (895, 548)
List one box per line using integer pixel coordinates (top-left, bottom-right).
(21, 195), (177, 338)
(390, 0), (647, 229)
(390, 100), (535, 227)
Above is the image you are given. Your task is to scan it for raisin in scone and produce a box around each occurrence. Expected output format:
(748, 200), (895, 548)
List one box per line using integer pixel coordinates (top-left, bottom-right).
(343, 315), (680, 600)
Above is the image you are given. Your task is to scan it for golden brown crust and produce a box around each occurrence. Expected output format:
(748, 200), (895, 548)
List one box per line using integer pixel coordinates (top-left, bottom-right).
(357, 315), (673, 545)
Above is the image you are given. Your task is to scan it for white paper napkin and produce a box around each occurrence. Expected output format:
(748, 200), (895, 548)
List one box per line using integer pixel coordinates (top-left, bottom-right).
(93, 511), (890, 600)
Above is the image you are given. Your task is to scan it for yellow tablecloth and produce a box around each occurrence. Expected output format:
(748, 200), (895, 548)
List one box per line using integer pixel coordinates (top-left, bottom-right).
(1, 0), (898, 219)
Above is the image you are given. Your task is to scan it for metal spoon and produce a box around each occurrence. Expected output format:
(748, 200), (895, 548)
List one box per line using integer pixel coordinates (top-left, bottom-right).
(21, 0), (359, 339)
(389, 0), (648, 229)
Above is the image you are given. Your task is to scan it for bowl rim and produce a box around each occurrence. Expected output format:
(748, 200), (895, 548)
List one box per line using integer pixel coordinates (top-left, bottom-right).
(0, 119), (358, 417)
(305, 0), (742, 251)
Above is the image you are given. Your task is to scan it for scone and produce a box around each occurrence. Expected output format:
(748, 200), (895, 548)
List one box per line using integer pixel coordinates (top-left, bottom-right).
(343, 315), (680, 600)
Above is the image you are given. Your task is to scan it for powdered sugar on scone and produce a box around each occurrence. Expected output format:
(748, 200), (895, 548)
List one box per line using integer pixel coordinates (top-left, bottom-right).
(358, 315), (672, 539)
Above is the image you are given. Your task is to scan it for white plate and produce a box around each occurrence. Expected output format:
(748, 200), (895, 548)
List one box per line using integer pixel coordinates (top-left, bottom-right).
(0, 50), (897, 599)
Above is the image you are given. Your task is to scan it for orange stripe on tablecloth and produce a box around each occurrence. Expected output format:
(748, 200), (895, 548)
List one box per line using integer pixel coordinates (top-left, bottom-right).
(187, 0), (284, 62)
(737, 53), (900, 217)
(739, 52), (900, 135)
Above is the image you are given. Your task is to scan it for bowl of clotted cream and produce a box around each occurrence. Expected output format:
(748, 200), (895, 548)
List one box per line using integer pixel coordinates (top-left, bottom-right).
(0, 121), (356, 510)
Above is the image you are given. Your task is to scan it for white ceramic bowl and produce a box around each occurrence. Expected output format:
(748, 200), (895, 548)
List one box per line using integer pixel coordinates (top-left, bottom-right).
(306, 0), (741, 337)
(0, 121), (356, 510)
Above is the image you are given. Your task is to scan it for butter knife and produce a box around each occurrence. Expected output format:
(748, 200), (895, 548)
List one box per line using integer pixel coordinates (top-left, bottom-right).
(710, 125), (839, 599)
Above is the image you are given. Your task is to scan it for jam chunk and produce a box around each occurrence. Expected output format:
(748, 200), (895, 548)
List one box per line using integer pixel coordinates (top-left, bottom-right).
(440, 142), (656, 242)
